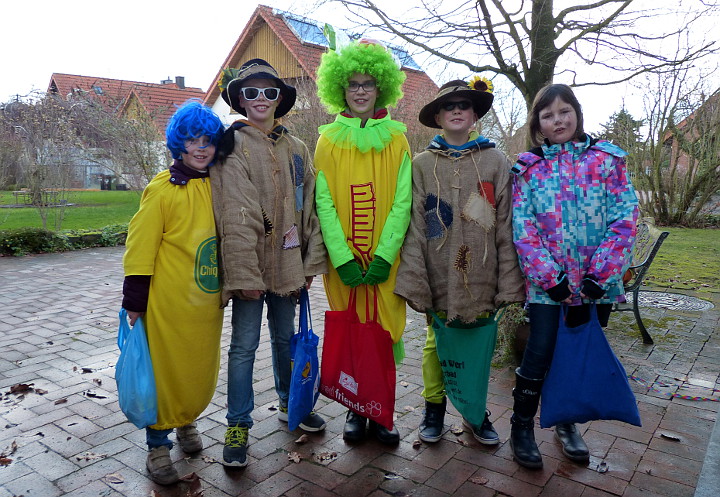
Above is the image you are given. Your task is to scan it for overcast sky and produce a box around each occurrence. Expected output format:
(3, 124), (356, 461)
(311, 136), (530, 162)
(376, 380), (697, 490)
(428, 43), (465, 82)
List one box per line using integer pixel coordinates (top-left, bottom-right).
(2, 0), (716, 133)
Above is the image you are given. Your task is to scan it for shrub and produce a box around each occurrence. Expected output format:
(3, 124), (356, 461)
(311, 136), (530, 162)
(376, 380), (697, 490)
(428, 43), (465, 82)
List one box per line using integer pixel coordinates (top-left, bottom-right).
(0, 227), (70, 256)
(0, 224), (128, 256)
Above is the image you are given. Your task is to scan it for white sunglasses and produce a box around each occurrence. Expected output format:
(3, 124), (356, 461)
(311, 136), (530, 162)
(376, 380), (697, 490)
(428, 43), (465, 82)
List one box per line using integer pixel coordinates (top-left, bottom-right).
(240, 87), (280, 101)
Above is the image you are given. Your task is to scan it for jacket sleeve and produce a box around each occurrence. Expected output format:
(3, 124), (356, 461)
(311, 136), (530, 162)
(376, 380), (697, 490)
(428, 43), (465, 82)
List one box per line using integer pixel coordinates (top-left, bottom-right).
(315, 170), (355, 268)
(211, 133), (266, 291)
(394, 154), (432, 311)
(373, 151), (412, 265)
(586, 154), (639, 289)
(511, 168), (566, 291)
(494, 156), (526, 306)
(299, 143), (329, 277)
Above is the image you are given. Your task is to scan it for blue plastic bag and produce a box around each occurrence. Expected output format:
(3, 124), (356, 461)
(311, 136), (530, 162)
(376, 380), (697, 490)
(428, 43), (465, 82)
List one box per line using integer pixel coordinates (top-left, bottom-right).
(540, 304), (641, 428)
(115, 309), (158, 429)
(288, 288), (320, 430)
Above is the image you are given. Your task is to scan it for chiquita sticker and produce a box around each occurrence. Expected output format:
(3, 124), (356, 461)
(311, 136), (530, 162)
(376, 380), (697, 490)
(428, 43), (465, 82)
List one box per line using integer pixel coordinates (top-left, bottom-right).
(194, 237), (220, 293)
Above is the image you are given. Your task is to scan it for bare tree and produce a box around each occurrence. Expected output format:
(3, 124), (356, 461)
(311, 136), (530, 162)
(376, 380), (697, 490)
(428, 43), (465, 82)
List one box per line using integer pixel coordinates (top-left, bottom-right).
(623, 68), (719, 226)
(319, 0), (719, 112)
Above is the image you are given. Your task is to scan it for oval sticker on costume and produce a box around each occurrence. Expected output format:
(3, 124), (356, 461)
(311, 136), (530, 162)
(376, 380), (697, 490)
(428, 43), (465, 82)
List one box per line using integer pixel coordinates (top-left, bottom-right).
(195, 236), (220, 294)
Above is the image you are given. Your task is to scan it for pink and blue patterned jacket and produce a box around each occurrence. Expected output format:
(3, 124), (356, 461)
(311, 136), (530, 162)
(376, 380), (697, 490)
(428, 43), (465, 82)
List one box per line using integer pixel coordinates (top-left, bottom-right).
(510, 135), (639, 305)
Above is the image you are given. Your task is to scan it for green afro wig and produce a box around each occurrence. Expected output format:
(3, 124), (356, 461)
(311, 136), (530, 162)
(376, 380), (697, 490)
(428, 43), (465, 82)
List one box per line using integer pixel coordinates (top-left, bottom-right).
(316, 41), (406, 114)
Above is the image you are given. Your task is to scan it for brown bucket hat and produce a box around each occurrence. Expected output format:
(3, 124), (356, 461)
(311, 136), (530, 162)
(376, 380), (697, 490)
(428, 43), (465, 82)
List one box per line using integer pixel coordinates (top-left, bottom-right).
(219, 58), (296, 118)
(418, 77), (494, 128)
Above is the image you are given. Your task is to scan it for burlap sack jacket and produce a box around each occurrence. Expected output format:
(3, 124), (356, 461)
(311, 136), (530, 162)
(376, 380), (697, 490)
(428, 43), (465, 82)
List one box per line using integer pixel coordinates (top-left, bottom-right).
(210, 123), (327, 305)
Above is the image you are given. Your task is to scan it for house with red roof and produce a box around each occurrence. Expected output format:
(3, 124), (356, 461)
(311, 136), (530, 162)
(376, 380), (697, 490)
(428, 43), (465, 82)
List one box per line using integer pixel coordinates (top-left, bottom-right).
(46, 74), (205, 189)
(203, 4), (439, 152)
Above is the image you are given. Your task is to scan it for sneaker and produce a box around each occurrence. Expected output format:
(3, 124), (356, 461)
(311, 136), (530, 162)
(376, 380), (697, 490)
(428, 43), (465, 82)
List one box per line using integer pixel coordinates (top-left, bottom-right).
(223, 424), (249, 467)
(462, 410), (500, 445)
(278, 407), (327, 432)
(146, 446), (179, 485)
(176, 422), (203, 453)
(418, 398), (447, 443)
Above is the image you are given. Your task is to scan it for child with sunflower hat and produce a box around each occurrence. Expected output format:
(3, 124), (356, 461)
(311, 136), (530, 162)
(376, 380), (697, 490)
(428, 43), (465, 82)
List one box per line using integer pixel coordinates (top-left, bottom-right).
(394, 77), (525, 445)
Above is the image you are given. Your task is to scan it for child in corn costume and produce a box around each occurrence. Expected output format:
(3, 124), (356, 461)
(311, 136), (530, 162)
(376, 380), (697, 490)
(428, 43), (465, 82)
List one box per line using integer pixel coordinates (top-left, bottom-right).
(314, 39), (412, 444)
(394, 79), (525, 445)
(122, 100), (225, 485)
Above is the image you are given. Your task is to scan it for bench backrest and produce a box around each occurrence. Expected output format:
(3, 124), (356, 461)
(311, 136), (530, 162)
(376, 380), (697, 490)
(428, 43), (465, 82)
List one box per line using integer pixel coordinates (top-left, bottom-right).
(626, 218), (670, 291)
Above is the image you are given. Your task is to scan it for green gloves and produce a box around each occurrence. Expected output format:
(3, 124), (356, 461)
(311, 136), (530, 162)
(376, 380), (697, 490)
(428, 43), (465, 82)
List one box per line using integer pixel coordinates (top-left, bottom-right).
(336, 260), (363, 287)
(363, 256), (391, 286)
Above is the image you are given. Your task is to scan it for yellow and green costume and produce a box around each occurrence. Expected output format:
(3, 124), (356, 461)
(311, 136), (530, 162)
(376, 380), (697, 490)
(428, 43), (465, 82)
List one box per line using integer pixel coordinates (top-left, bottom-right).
(123, 170), (223, 429)
(314, 113), (412, 353)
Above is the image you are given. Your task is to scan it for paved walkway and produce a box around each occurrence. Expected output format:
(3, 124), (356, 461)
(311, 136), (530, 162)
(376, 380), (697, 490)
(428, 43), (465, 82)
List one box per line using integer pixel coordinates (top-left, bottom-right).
(1, 246), (718, 497)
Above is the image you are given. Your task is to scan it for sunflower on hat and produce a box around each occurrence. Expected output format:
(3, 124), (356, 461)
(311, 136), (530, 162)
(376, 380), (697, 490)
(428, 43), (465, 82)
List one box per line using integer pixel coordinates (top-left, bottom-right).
(468, 75), (494, 94)
(418, 75), (496, 129)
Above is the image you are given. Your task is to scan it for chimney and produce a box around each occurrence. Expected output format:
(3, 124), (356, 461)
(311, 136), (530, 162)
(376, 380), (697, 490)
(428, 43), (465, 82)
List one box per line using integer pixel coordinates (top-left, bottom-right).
(175, 76), (185, 89)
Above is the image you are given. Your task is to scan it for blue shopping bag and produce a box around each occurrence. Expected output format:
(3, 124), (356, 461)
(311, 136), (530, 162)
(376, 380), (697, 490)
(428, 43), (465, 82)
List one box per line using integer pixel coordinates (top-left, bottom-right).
(115, 309), (158, 429)
(540, 304), (641, 428)
(288, 288), (320, 430)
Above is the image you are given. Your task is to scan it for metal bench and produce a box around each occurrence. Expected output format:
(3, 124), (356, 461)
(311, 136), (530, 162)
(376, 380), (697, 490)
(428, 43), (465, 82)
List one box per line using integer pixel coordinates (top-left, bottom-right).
(614, 218), (670, 345)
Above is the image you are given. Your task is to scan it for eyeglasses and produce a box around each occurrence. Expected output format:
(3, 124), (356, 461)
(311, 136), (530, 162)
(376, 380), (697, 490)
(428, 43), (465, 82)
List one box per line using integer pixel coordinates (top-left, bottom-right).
(440, 101), (472, 112)
(240, 87), (280, 101)
(346, 81), (377, 92)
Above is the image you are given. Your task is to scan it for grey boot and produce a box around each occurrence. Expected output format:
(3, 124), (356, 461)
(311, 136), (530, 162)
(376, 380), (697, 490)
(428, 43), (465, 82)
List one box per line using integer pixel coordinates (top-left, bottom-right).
(510, 368), (544, 469)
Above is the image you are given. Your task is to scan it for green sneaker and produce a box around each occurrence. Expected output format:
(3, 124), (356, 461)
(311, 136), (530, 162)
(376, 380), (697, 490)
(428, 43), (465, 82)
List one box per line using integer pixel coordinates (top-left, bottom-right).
(222, 424), (249, 467)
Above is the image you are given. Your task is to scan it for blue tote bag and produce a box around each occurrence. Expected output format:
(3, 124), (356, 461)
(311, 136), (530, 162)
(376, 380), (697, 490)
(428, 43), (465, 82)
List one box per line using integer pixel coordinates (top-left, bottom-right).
(288, 288), (320, 430)
(115, 309), (158, 429)
(540, 304), (641, 428)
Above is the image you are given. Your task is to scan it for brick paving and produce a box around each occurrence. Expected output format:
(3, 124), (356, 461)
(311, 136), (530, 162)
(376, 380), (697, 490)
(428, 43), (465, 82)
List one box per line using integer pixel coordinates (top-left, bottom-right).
(1, 246), (718, 497)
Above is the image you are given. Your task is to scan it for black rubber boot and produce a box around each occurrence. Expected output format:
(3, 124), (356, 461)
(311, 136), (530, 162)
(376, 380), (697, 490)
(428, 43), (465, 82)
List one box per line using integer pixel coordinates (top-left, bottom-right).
(418, 398), (447, 443)
(555, 423), (590, 463)
(510, 368), (544, 469)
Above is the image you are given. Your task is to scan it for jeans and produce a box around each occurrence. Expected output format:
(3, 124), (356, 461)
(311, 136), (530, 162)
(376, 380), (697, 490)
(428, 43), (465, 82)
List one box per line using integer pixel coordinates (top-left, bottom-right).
(519, 303), (612, 380)
(146, 427), (173, 449)
(226, 292), (296, 428)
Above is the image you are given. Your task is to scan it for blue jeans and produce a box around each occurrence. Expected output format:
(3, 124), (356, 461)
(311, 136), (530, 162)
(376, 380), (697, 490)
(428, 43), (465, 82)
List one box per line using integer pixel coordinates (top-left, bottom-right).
(519, 303), (612, 380)
(146, 427), (173, 449)
(226, 293), (296, 427)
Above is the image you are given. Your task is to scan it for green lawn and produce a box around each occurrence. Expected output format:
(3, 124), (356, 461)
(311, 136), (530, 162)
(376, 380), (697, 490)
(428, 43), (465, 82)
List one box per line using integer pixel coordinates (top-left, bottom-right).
(0, 190), (141, 230)
(642, 226), (720, 294)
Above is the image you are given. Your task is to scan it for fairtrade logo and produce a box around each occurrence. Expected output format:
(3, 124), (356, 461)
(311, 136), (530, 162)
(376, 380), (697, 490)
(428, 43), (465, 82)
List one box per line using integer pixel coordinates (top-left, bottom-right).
(194, 237), (220, 294)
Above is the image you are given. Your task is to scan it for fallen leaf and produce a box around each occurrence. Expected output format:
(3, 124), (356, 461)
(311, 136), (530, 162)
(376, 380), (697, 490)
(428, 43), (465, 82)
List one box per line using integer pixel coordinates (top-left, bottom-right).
(450, 425), (464, 435)
(288, 451), (302, 463)
(403, 406), (415, 412)
(104, 472), (124, 484)
(469, 475), (489, 485)
(201, 455), (218, 464)
(660, 433), (681, 442)
(399, 381), (409, 387)
(384, 472), (400, 480)
(412, 440), (422, 449)
(179, 472), (203, 496)
(268, 405), (278, 412)
(294, 434), (309, 444)
(81, 368), (93, 374)
(0, 441), (18, 457)
(93, 378), (102, 386)
(8, 383), (34, 394)
(457, 438), (469, 446)
(596, 461), (609, 473)
(0, 457), (11, 466)
(35, 388), (48, 395)
(77, 451), (108, 461)
(54, 398), (68, 405)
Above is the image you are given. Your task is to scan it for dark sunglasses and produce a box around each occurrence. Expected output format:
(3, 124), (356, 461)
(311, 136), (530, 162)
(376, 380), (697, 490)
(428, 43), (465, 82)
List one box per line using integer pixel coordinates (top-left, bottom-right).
(440, 100), (472, 112)
(240, 87), (280, 101)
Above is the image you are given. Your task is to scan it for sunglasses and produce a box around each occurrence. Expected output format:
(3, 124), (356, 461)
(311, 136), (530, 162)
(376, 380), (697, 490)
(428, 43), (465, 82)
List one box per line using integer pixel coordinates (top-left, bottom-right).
(240, 87), (280, 101)
(440, 100), (472, 112)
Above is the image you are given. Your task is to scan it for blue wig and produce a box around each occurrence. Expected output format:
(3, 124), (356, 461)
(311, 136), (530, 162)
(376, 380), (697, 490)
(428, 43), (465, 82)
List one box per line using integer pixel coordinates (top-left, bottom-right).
(165, 99), (225, 161)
